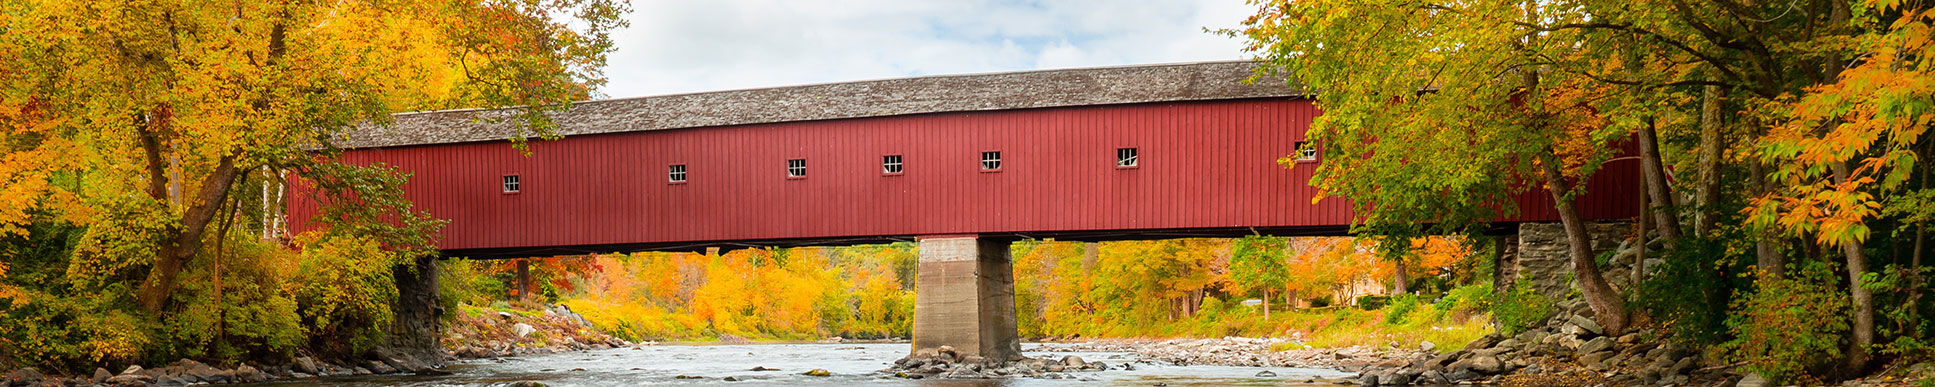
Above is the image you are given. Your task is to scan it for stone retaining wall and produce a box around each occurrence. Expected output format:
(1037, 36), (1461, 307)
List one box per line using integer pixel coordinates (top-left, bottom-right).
(1510, 222), (1632, 299)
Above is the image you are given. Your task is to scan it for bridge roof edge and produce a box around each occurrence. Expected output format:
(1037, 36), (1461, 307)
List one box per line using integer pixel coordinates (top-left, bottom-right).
(335, 60), (1303, 149)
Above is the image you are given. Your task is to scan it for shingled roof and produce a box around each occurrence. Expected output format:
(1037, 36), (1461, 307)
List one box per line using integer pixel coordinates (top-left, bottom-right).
(336, 60), (1300, 149)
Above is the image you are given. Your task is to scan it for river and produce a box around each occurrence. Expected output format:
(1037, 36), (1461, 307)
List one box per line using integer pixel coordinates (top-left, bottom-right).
(262, 343), (1356, 386)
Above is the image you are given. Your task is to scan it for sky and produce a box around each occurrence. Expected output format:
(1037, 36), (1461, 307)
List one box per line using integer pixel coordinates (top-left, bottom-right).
(598, 0), (1258, 99)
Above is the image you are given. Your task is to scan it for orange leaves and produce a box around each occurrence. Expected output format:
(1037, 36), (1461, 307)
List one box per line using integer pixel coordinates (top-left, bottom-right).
(1750, 5), (1935, 245)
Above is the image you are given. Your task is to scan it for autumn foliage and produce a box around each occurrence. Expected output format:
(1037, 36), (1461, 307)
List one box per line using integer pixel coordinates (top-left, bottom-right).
(450, 245), (918, 342)
(1234, 0), (1935, 381)
(0, 0), (625, 371)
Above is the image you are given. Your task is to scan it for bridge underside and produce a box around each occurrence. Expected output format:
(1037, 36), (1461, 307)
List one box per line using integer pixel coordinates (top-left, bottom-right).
(433, 223), (1559, 361)
(438, 225), (1364, 260)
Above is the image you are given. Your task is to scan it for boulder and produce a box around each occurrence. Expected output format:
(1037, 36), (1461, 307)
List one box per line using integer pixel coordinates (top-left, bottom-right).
(180, 360), (227, 384)
(1383, 372), (1411, 386)
(366, 360), (398, 374)
(105, 373), (154, 385)
(1580, 351), (1616, 368)
(514, 323), (537, 338)
(1424, 351), (1463, 370)
(5, 368), (43, 386)
(1060, 355), (1087, 368)
(1419, 370), (1447, 384)
(1578, 336), (1613, 355)
(294, 356), (321, 375)
(235, 364), (271, 383)
(91, 368), (113, 383)
(1568, 315), (1604, 336)
(1255, 370), (1276, 377)
(1461, 334), (1501, 352)
(1463, 355), (1504, 375)
(119, 365), (144, 376)
(1357, 373), (1381, 386)
(1735, 372), (1771, 387)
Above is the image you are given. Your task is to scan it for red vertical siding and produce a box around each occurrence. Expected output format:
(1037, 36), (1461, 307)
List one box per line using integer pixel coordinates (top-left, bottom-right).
(286, 98), (1638, 252)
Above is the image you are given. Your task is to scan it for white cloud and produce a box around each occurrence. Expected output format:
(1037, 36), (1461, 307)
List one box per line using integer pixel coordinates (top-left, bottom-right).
(598, 0), (1256, 98)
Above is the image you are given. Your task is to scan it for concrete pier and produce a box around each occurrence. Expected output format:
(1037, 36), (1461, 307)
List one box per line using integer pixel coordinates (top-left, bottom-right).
(912, 236), (1020, 362)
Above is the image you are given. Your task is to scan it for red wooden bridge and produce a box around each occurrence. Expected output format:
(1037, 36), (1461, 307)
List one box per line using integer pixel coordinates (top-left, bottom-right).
(289, 61), (1639, 360)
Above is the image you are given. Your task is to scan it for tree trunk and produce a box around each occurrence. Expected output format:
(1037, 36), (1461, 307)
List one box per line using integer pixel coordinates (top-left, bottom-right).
(1696, 84), (1724, 236)
(1749, 161), (1785, 277)
(1262, 290), (1270, 320)
(1912, 224), (1925, 314)
(1911, 146), (1929, 318)
(1541, 152), (1630, 334)
(1831, 161), (1874, 371)
(138, 155), (242, 311)
(1393, 258), (1409, 294)
(1635, 190), (1648, 286)
(1638, 118), (1685, 250)
(517, 259), (533, 302)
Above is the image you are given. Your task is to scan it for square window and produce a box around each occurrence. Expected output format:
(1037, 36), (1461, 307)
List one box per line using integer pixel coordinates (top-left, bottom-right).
(668, 164), (687, 183)
(787, 159), (807, 178)
(1293, 141), (1318, 161)
(882, 155), (903, 174)
(502, 174), (521, 193)
(981, 151), (1002, 171)
(1117, 147), (1139, 167)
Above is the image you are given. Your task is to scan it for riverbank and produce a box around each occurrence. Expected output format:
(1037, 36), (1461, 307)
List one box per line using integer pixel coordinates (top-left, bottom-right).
(0, 303), (629, 387)
(1032, 337), (1429, 371)
(0, 351), (449, 387)
(443, 304), (631, 359)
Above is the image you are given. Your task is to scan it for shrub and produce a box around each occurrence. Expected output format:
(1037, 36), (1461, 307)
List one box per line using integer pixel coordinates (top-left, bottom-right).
(1357, 295), (1391, 310)
(439, 258), (505, 317)
(1634, 236), (1751, 346)
(1383, 294), (1421, 325)
(1491, 282), (1553, 335)
(1438, 283), (1493, 314)
(291, 233), (401, 358)
(1720, 263), (1850, 385)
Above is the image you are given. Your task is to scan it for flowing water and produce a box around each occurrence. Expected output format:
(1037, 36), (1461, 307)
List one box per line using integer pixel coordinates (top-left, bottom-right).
(263, 343), (1356, 386)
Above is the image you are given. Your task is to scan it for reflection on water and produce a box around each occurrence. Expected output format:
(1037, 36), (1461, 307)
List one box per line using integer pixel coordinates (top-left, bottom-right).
(262, 343), (1354, 386)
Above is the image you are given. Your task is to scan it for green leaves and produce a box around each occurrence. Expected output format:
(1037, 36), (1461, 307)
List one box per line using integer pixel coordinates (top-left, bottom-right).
(1722, 263), (1851, 384)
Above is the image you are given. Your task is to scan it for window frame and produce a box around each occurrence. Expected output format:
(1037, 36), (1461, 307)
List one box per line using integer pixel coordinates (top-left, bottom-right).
(1293, 141), (1319, 162)
(667, 164), (687, 184)
(1116, 147), (1140, 169)
(882, 155), (904, 175)
(786, 158), (807, 179)
(980, 151), (1002, 172)
(501, 174), (521, 194)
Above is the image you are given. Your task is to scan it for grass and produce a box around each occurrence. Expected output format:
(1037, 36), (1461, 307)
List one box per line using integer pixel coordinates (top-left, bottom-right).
(1267, 305), (1493, 354)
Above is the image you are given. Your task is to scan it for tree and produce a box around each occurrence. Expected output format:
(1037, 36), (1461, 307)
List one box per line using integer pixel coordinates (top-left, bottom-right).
(0, 0), (627, 312)
(1750, 0), (1935, 369)
(1228, 235), (1289, 319)
(1232, 0), (1636, 333)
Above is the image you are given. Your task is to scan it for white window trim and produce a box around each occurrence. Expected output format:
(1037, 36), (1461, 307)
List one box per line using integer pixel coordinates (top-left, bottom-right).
(1293, 141), (1318, 161)
(787, 159), (807, 178)
(981, 151), (1002, 171)
(883, 155), (904, 174)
